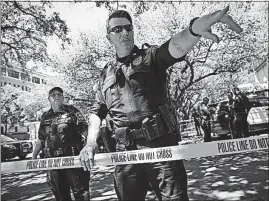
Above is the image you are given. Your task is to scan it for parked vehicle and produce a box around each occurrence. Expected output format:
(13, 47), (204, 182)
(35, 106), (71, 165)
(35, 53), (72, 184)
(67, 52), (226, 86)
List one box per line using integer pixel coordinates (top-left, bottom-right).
(4, 132), (30, 140)
(1, 135), (33, 162)
(208, 96), (269, 139)
(247, 96), (269, 134)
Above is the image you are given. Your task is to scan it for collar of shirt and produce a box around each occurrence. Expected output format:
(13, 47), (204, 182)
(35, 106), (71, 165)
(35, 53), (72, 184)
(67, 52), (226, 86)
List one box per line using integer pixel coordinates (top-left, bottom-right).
(116, 45), (139, 65)
(48, 105), (67, 115)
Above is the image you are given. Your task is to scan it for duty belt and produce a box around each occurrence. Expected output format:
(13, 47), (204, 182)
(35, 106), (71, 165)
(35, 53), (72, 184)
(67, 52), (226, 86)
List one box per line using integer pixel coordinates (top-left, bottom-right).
(113, 104), (179, 146)
(44, 144), (83, 158)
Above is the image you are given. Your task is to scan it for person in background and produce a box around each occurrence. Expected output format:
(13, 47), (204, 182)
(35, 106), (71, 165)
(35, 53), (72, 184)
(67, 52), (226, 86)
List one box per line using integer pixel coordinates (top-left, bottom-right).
(216, 101), (230, 130)
(32, 87), (90, 201)
(232, 87), (250, 138)
(191, 108), (202, 136)
(199, 97), (212, 142)
(227, 91), (235, 138)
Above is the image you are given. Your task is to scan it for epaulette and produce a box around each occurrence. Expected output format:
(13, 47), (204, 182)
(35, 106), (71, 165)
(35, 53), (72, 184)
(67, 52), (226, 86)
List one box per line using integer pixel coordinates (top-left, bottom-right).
(100, 63), (110, 82)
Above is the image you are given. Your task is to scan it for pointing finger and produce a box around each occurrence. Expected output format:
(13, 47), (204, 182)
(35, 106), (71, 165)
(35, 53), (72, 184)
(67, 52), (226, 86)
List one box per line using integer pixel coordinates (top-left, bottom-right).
(220, 14), (243, 33)
(211, 6), (230, 21)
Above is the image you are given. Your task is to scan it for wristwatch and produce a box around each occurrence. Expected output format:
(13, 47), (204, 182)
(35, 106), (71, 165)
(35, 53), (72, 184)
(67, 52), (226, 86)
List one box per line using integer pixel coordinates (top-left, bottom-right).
(189, 17), (201, 37)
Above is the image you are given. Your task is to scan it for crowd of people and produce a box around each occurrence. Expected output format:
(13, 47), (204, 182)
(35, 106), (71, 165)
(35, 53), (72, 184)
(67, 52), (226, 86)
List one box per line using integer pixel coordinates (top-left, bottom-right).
(32, 7), (243, 201)
(188, 87), (250, 142)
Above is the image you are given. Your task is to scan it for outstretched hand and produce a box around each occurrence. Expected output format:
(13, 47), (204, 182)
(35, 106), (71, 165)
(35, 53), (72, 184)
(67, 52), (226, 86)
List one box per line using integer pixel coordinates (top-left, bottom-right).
(79, 143), (98, 171)
(192, 6), (243, 43)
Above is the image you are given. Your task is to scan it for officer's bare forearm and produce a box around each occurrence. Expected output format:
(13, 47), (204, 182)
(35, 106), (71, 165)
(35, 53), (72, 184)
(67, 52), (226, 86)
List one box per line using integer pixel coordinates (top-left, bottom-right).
(168, 28), (200, 59)
(86, 113), (101, 146)
(33, 139), (42, 159)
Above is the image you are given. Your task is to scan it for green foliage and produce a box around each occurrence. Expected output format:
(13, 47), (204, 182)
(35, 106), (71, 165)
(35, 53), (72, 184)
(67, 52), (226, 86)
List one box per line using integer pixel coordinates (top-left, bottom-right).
(1, 1), (70, 68)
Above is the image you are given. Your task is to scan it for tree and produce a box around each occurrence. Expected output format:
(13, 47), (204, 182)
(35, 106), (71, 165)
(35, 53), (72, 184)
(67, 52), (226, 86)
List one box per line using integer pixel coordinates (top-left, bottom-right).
(1, 1), (70, 68)
(133, 1), (268, 116)
(1, 85), (25, 133)
(49, 30), (114, 116)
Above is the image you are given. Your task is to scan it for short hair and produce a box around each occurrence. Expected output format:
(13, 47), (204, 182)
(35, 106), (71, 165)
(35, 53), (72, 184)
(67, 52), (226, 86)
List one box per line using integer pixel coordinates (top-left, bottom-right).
(203, 97), (209, 101)
(106, 10), (132, 33)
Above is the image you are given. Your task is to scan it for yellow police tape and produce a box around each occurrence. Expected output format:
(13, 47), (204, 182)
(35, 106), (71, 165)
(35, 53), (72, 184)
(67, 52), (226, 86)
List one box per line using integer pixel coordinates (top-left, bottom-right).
(1, 135), (268, 174)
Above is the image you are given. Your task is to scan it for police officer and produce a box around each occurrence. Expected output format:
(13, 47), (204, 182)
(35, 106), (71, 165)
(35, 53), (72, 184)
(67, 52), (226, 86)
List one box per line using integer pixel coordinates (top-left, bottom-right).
(232, 87), (250, 138)
(199, 97), (212, 142)
(79, 7), (242, 201)
(191, 108), (202, 136)
(227, 92), (235, 138)
(216, 101), (230, 130)
(32, 87), (90, 201)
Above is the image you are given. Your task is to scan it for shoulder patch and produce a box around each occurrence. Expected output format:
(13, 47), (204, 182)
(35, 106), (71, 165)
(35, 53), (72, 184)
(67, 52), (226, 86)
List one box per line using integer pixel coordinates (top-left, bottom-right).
(132, 55), (143, 66)
(75, 112), (85, 121)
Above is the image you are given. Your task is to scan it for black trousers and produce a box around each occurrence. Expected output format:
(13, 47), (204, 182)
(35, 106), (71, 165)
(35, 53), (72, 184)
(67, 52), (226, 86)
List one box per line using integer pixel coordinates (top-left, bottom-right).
(194, 118), (201, 136)
(233, 113), (249, 138)
(114, 160), (189, 201)
(47, 168), (90, 201)
(113, 137), (189, 201)
(201, 119), (212, 142)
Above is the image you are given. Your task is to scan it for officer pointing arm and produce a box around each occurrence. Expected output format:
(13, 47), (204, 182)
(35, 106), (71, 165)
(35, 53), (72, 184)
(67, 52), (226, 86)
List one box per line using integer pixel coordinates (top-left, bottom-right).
(169, 6), (242, 59)
(79, 6), (242, 171)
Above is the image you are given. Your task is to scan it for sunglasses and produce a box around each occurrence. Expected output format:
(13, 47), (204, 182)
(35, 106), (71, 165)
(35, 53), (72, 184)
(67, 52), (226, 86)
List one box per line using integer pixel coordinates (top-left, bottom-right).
(108, 24), (133, 34)
(50, 92), (63, 98)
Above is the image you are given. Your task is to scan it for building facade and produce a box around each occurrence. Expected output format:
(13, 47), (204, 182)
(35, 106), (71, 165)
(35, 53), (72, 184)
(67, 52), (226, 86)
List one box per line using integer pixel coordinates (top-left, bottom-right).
(1, 67), (52, 135)
(1, 66), (51, 91)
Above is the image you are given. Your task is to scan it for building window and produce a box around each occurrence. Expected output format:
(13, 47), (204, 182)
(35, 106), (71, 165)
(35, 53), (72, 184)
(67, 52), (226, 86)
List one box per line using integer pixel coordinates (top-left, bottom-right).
(18, 85), (20, 88)
(4, 82), (7, 85)
(32, 76), (40, 84)
(1, 82), (2, 87)
(22, 86), (24, 91)
(1, 67), (6, 76)
(13, 84), (16, 87)
(1, 126), (4, 134)
(21, 73), (31, 82)
(15, 126), (18, 132)
(8, 70), (20, 79)
(9, 83), (11, 85)
(41, 79), (47, 84)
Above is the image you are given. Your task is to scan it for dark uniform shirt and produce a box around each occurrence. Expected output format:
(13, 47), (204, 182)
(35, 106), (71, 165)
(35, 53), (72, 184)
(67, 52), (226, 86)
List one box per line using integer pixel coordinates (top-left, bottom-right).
(91, 39), (185, 129)
(233, 93), (249, 114)
(233, 95), (246, 113)
(227, 99), (234, 117)
(199, 102), (211, 120)
(38, 104), (88, 149)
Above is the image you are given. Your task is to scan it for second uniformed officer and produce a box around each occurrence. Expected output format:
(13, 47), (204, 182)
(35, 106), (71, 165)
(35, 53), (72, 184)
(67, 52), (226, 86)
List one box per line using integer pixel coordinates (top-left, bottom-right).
(232, 87), (250, 138)
(79, 7), (242, 201)
(32, 87), (90, 201)
(199, 97), (212, 142)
